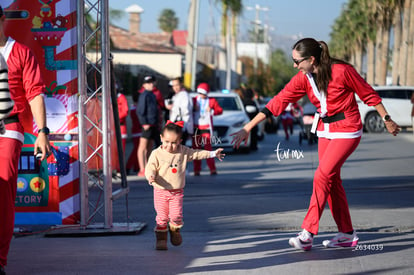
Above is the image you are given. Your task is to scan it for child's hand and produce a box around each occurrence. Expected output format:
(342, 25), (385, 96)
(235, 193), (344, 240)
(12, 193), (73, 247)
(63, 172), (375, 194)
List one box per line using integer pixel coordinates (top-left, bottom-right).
(147, 174), (156, 185)
(215, 148), (225, 161)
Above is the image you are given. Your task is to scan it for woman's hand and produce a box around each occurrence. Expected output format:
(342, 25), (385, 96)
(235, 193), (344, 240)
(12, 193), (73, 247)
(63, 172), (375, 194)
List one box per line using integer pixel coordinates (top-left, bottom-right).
(384, 119), (401, 136)
(34, 133), (51, 161)
(230, 112), (266, 148)
(373, 104), (401, 136)
(230, 129), (250, 149)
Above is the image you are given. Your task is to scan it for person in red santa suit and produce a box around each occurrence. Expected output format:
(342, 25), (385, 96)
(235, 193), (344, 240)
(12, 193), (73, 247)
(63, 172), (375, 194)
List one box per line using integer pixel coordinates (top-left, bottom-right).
(192, 83), (223, 176)
(126, 90), (142, 174)
(231, 38), (400, 252)
(0, 6), (51, 274)
(116, 87), (129, 152)
(280, 103), (294, 140)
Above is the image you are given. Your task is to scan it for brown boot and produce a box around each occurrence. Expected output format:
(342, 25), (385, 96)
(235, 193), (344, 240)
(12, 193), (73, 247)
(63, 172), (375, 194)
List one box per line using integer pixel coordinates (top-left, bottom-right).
(169, 224), (183, 246)
(155, 230), (168, 250)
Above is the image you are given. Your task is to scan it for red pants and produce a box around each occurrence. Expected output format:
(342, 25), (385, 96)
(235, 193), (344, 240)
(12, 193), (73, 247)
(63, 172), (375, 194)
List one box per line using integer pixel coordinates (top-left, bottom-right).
(154, 188), (184, 230)
(281, 118), (293, 139)
(0, 137), (23, 267)
(192, 131), (216, 173)
(126, 137), (140, 172)
(302, 137), (361, 235)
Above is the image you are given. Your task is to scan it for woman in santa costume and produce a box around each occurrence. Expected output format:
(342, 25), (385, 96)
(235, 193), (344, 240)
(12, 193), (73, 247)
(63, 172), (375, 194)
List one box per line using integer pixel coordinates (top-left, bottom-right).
(0, 6), (51, 273)
(192, 83), (223, 176)
(231, 38), (400, 251)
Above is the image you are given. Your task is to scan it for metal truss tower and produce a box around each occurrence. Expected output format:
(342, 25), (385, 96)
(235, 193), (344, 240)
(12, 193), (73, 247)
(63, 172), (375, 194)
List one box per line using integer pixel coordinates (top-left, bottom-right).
(76, 0), (143, 232)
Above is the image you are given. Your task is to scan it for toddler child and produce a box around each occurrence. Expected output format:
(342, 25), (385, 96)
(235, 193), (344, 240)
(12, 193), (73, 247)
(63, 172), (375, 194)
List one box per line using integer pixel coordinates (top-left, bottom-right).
(145, 120), (225, 250)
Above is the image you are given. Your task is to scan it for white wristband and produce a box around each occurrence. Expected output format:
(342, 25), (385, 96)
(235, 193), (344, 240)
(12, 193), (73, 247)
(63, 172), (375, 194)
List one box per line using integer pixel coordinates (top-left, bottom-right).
(209, 151), (216, 158)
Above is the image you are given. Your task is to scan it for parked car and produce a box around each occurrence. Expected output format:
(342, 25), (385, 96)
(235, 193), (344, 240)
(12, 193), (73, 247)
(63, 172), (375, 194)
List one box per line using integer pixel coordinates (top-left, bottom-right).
(259, 96), (280, 134)
(356, 86), (414, 133)
(245, 98), (265, 141)
(191, 91), (251, 152)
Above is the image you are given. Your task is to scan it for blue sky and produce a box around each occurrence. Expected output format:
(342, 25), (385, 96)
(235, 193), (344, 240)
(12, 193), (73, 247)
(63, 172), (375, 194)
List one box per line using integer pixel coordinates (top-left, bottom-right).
(109, 0), (348, 43)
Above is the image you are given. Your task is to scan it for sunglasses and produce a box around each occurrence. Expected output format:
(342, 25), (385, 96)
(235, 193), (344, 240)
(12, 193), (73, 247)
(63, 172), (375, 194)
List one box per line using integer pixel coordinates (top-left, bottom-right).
(292, 57), (309, 65)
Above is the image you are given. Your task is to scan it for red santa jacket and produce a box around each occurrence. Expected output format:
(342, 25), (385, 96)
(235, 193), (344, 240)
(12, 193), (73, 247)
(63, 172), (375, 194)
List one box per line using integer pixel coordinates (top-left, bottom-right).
(117, 93), (129, 139)
(0, 38), (45, 141)
(117, 93), (129, 125)
(265, 63), (382, 139)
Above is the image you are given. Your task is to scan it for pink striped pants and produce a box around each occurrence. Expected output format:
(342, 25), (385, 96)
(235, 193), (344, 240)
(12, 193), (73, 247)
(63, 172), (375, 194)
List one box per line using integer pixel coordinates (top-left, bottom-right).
(153, 188), (184, 231)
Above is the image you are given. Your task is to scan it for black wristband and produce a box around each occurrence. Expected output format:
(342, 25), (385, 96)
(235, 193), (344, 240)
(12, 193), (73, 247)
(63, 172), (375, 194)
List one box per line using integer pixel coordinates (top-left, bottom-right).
(38, 127), (50, 135)
(260, 107), (273, 118)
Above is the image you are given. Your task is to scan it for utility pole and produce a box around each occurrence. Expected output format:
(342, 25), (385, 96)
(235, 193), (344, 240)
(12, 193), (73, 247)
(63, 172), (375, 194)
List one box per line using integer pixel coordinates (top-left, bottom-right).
(226, 15), (231, 90)
(184, 0), (200, 91)
(191, 0), (200, 91)
(246, 4), (269, 89)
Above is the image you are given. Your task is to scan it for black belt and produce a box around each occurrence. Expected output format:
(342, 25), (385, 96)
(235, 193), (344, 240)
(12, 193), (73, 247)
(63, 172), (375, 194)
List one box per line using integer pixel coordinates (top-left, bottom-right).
(321, 112), (345, 123)
(4, 115), (19, 125)
(195, 128), (210, 134)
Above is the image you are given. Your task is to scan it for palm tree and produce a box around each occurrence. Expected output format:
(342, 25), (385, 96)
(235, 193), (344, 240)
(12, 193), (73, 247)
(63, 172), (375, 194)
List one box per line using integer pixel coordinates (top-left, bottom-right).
(330, 14), (353, 61)
(228, 0), (242, 87)
(374, 0), (398, 86)
(398, 0), (411, 85)
(391, 0), (403, 85)
(330, 0), (413, 86)
(330, 0), (368, 74)
(363, 0), (378, 85)
(345, 0), (368, 73)
(218, 0), (242, 89)
(158, 9), (179, 33)
(217, 0), (229, 89)
(85, 7), (124, 51)
(406, 0), (414, 85)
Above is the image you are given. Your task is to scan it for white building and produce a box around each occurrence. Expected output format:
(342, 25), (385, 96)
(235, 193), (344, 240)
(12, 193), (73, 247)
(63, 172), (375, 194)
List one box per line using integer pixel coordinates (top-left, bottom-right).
(237, 42), (271, 65)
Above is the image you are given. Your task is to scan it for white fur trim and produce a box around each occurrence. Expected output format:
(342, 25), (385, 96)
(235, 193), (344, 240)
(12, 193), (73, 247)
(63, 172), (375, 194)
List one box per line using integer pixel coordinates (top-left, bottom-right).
(197, 88), (208, 95)
(0, 130), (24, 143)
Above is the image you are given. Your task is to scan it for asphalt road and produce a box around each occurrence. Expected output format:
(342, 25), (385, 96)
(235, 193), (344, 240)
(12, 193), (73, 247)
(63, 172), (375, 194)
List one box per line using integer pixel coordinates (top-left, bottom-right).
(7, 129), (414, 275)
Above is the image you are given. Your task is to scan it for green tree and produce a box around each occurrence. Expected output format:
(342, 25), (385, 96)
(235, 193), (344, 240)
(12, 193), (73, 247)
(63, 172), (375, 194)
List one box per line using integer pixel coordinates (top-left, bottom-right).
(85, 8), (124, 51)
(268, 49), (297, 94)
(330, 0), (407, 86)
(158, 9), (179, 33)
(239, 49), (296, 96)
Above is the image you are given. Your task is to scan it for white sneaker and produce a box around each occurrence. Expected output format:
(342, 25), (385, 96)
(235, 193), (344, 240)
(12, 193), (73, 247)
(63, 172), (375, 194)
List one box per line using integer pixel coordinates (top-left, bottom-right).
(289, 229), (313, 251)
(322, 231), (359, 248)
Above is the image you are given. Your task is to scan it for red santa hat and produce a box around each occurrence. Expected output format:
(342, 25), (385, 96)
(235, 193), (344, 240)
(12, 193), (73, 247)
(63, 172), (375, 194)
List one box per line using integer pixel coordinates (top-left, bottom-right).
(197, 83), (210, 95)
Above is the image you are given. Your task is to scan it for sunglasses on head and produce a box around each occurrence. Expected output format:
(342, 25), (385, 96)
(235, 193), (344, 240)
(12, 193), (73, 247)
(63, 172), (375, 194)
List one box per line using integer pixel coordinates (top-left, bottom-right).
(292, 57), (309, 65)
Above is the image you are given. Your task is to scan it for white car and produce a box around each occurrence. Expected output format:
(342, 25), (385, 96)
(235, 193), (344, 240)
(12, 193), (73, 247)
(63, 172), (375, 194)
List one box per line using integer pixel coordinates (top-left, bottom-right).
(191, 91), (251, 152)
(356, 86), (413, 133)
